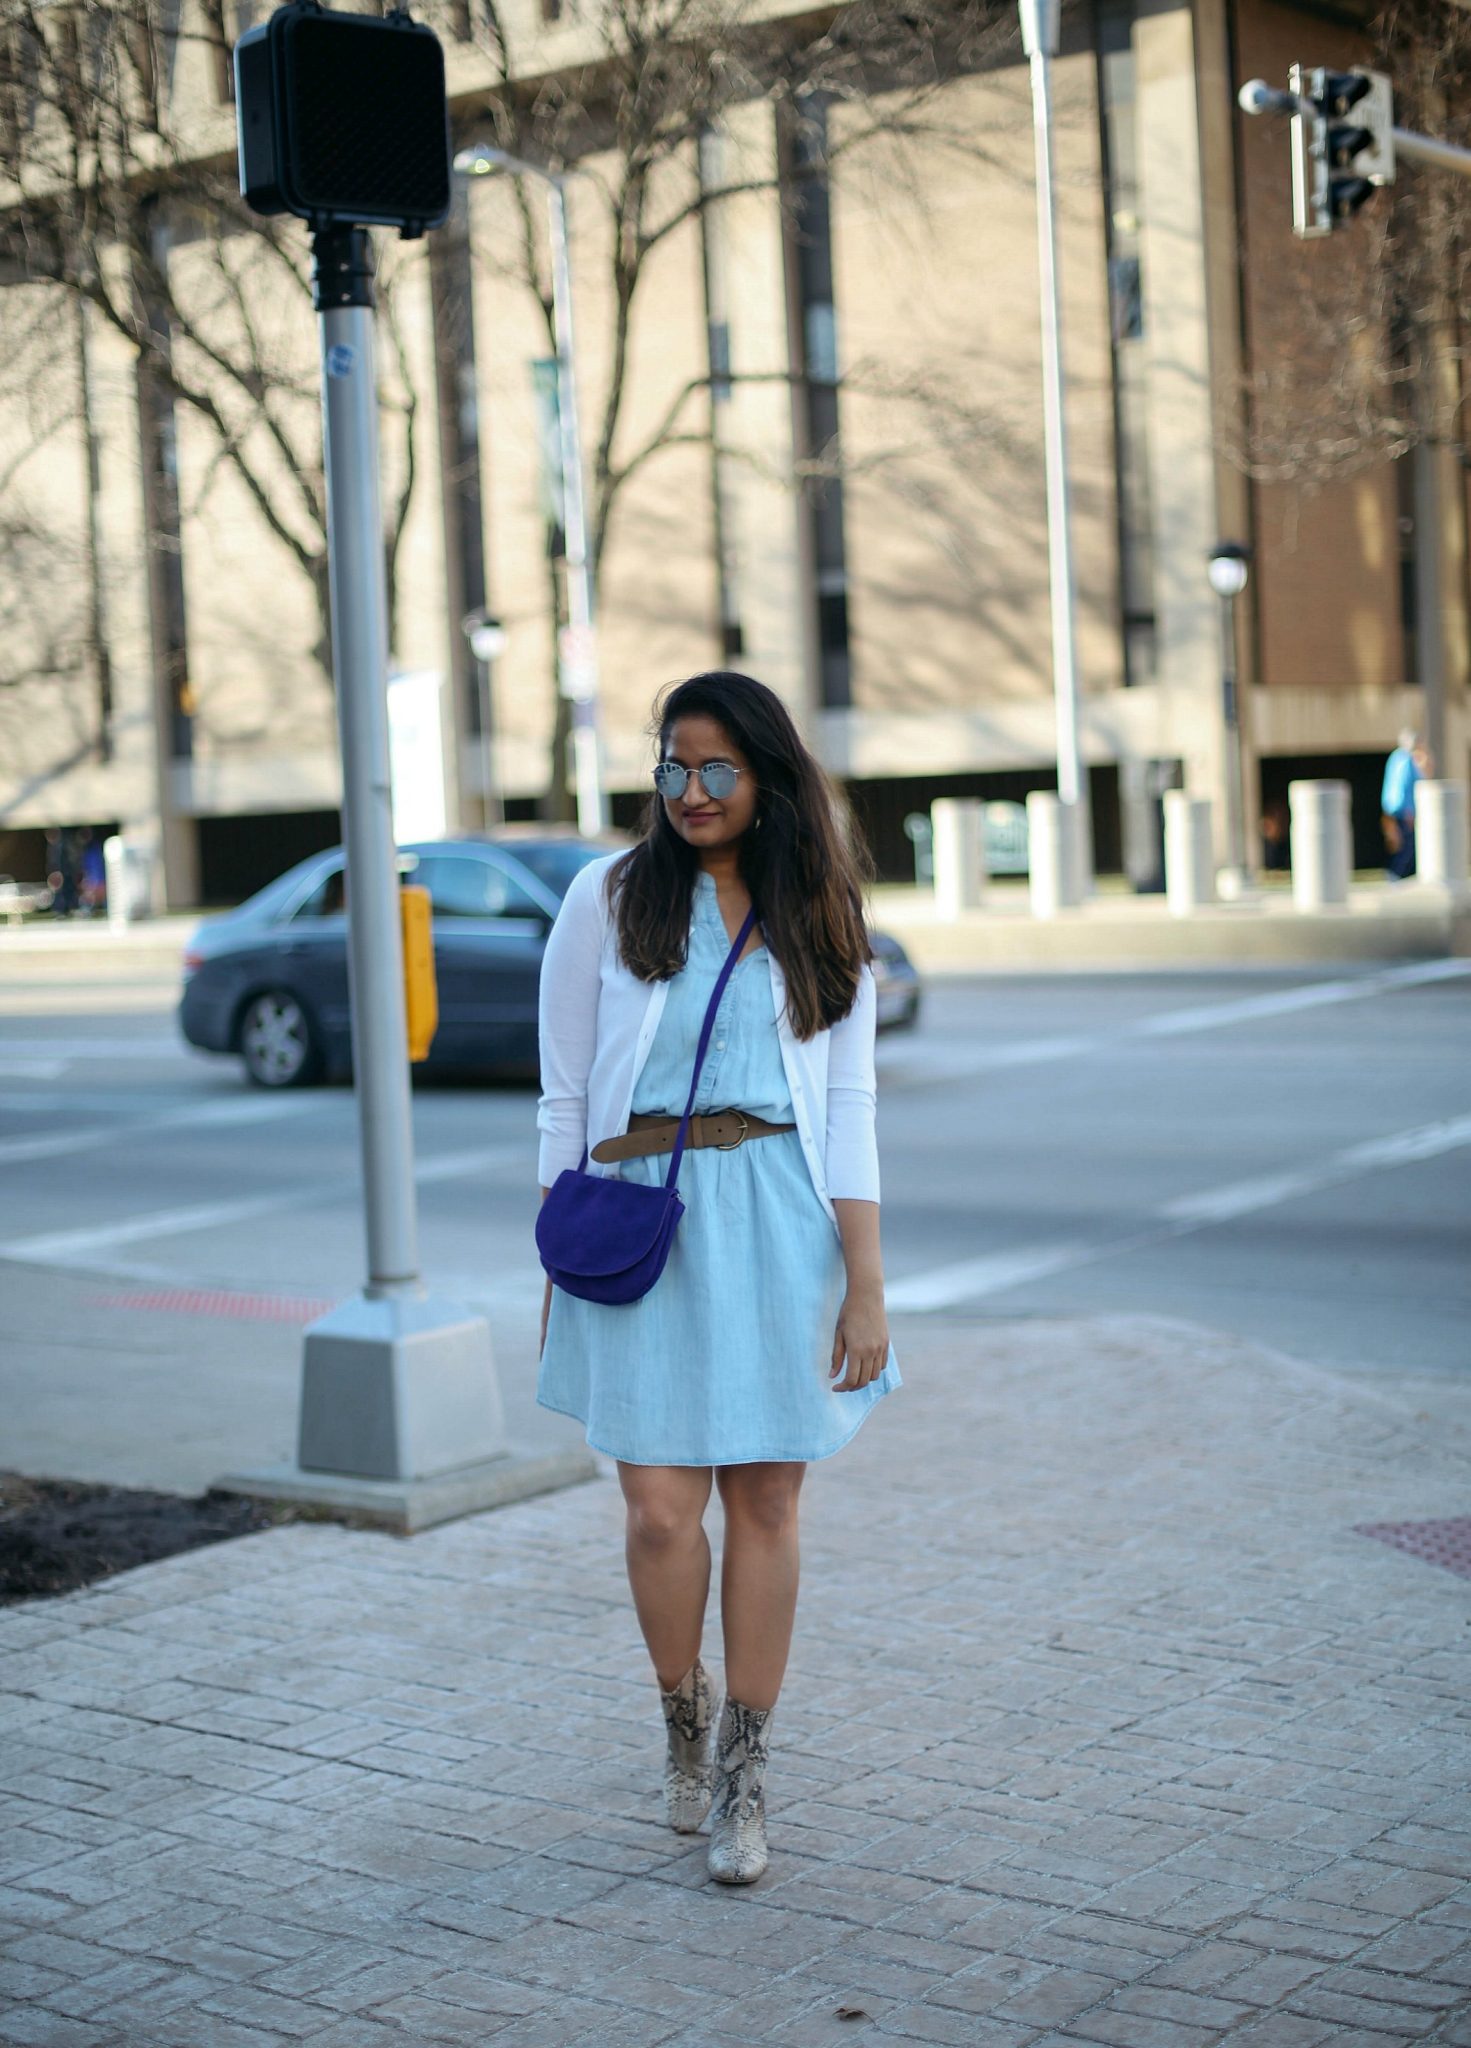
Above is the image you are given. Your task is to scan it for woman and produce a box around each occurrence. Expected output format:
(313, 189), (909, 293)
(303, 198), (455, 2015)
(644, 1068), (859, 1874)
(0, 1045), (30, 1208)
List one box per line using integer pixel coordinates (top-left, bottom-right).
(536, 670), (901, 1886)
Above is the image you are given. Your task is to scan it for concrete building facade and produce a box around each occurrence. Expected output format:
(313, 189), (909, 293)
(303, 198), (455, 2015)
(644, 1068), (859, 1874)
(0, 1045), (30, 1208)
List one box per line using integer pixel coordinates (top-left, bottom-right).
(1, 0), (1465, 906)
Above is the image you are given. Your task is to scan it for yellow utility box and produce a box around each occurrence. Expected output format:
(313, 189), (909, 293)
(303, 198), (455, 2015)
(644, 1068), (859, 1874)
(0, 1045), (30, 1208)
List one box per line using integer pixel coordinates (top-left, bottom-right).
(400, 885), (438, 1063)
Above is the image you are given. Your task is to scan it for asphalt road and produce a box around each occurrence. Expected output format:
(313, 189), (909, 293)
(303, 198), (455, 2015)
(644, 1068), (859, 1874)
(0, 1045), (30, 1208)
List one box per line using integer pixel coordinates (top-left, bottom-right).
(1, 959), (1467, 1489)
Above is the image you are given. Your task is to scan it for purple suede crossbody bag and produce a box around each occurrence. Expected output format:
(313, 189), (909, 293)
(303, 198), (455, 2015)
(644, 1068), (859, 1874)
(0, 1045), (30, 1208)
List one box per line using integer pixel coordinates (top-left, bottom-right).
(535, 904), (759, 1306)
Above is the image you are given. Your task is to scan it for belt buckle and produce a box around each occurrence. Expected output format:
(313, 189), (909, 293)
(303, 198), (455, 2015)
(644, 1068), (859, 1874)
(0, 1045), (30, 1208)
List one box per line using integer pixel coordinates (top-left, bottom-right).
(715, 1109), (749, 1151)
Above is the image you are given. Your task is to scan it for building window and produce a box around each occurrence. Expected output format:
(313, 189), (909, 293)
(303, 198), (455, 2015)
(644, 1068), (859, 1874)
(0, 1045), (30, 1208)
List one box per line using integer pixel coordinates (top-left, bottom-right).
(699, 128), (743, 660)
(135, 216), (193, 761)
(1395, 447), (1419, 688)
(782, 93), (852, 709)
(0, 21), (40, 152)
(430, 195), (490, 741)
(1097, 0), (1157, 687)
(194, 0), (252, 101)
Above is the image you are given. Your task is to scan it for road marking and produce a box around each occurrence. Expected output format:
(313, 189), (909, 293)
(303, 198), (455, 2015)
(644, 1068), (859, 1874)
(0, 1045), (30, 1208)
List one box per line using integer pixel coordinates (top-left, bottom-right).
(889, 1110), (1471, 1312)
(1127, 958), (1471, 1038)
(6, 1191), (311, 1263)
(0, 1036), (185, 1060)
(0, 1093), (319, 1167)
(2, 1142), (525, 1270)
(0, 1060), (67, 1080)
(878, 957), (1471, 1090)
(886, 1242), (1096, 1313)
(1160, 1171), (1319, 1227)
(879, 1034), (1101, 1084)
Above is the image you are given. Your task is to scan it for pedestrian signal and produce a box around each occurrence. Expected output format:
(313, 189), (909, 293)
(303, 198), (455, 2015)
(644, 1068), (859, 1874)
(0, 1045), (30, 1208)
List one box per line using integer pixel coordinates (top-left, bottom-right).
(235, 3), (451, 238)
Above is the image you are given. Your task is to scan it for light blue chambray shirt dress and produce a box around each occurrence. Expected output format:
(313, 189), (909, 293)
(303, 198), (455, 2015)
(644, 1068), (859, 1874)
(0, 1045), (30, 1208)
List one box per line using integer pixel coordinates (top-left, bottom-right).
(537, 872), (902, 1466)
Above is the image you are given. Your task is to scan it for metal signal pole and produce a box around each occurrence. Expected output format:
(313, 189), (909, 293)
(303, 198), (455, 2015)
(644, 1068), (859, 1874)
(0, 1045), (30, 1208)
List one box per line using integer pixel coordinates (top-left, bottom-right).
(1020, 0), (1089, 904)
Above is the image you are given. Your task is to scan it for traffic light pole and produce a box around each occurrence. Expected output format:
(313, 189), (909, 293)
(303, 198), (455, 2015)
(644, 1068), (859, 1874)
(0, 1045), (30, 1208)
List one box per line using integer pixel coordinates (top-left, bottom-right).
(314, 227), (420, 1299)
(223, 7), (596, 1527)
(294, 225), (504, 1486)
(1240, 71), (1471, 799)
(1019, 0), (1089, 904)
(1389, 126), (1471, 179)
(546, 177), (606, 838)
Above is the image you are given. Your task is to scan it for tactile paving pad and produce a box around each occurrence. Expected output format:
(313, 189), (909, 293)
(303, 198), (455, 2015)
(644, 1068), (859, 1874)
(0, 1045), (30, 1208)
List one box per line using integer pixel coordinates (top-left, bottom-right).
(1354, 1517), (1471, 1582)
(91, 1289), (335, 1324)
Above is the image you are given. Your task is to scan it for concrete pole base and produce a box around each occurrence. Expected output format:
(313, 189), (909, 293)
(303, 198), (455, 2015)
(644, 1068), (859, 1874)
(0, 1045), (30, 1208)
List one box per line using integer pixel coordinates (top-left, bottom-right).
(213, 1445), (598, 1535)
(1415, 780), (1469, 892)
(931, 797), (987, 918)
(297, 1292), (506, 1481)
(1027, 792), (1083, 918)
(1163, 792), (1215, 918)
(1289, 779), (1352, 912)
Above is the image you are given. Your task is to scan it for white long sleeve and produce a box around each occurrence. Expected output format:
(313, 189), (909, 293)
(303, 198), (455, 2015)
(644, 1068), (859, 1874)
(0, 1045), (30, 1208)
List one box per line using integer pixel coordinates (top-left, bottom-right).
(535, 861), (606, 1185)
(822, 964), (881, 1203)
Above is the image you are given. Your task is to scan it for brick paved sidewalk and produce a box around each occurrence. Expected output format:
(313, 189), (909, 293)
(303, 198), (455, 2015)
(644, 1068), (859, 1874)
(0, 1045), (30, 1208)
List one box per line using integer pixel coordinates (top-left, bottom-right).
(2, 1312), (1469, 2048)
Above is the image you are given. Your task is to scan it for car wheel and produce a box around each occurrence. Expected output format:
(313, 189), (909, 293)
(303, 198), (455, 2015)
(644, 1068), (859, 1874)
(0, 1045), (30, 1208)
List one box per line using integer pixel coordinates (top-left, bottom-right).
(238, 989), (322, 1088)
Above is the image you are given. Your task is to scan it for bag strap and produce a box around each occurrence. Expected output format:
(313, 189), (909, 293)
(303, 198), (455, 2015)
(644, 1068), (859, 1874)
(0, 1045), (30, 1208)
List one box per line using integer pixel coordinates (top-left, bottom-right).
(575, 901), (759, 1182)
(663, 903), (759, 1192)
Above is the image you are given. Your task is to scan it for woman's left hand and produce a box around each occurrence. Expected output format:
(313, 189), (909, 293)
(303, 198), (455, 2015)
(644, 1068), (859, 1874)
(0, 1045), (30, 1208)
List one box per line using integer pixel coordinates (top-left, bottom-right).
(831, 1285), (890, 1392)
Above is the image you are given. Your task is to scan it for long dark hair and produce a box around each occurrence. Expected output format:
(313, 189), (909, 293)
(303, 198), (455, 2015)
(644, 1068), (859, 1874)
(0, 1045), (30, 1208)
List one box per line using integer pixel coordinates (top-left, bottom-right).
(608, 672), (873, 1040)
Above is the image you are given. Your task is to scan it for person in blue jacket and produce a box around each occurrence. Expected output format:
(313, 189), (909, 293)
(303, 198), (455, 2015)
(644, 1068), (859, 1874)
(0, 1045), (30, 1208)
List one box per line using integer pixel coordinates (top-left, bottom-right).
(1381, 727), (1422, 879)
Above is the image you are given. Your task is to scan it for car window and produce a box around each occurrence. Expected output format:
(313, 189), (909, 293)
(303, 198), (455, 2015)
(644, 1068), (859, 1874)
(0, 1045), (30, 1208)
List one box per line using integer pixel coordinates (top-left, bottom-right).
(509, 841), (615, 898)
(415, 854), (543, 920)
(290, 864), (347, 919)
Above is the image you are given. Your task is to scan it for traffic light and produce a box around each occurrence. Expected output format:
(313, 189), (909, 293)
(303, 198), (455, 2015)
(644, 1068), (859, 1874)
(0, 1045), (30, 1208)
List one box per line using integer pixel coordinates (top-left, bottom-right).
(1289, 65), (1395, 236)
(235, 3), (451, 239)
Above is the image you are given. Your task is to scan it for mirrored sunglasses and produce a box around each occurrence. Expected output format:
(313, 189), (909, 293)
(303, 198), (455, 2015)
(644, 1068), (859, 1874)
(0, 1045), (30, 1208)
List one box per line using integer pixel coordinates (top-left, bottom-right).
(653, 759), (742, 801)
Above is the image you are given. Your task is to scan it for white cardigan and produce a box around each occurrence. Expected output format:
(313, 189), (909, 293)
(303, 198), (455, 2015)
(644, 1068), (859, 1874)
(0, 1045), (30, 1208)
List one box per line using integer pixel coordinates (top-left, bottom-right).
(536, 854), (880, 1225)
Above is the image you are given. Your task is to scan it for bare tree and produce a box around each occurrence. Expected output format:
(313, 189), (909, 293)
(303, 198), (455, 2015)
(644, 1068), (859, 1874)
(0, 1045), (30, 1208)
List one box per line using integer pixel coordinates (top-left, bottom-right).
(0, 0), (422, 742)
(427, 0), (1012, 812)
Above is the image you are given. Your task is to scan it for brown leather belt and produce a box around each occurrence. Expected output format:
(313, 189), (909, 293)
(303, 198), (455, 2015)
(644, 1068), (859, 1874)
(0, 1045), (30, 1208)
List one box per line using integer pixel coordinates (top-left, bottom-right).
(590, 1109), (796, 1162)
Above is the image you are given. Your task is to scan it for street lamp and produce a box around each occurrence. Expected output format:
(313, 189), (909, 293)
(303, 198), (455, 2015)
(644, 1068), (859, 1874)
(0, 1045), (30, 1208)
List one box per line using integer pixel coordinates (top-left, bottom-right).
(460, 608), (506, 828)
(1019, 0), (1089, 906)
(453, 141), (605, 836)
(1207, 540), (1253, 896)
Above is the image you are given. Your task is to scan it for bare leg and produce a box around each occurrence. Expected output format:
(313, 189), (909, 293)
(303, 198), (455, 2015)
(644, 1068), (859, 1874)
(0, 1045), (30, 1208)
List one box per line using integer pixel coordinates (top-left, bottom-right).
(716, 1461), (806, 1710)
(618, 1463), (715, 1691)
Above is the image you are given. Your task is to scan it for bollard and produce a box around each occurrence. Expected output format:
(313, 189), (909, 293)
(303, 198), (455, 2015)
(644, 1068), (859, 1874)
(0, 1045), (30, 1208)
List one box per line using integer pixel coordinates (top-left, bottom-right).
(1288, 779), (1351, 910)
(1026, 791), (1082, 918)
(1163, 792), (1215, 917)
(931, 798), (986, 917)
(103, 834), (156, 928)
(1414, 780), (1469, 891)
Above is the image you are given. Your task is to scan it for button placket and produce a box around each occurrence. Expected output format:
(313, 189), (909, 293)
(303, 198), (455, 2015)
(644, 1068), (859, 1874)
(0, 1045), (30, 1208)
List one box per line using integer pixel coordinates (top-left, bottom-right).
(699, 990), (731, 1110)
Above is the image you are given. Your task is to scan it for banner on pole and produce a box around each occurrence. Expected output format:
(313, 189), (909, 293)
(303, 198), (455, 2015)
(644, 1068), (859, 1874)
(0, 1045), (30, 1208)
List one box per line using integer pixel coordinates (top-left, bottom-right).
(530, 359), (566, 531)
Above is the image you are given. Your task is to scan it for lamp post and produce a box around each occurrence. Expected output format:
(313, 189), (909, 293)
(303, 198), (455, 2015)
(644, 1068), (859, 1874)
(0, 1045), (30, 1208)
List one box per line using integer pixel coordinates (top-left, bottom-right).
(460, 609), (506, 827)
(1207, 540), (1253, 896)
(1018, 0), (1088, 905)
(453, 142), (604, 836)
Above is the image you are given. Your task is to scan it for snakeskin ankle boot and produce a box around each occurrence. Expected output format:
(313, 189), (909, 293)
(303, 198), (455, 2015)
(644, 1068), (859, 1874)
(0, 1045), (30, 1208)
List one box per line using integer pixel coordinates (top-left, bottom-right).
(706, 1696), (774, 1884)
(658, 1659), (715, 1833)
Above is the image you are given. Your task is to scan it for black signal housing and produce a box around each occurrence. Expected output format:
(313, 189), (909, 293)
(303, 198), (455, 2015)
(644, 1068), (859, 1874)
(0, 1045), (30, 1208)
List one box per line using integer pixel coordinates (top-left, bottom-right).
(235, 3), (451, 239)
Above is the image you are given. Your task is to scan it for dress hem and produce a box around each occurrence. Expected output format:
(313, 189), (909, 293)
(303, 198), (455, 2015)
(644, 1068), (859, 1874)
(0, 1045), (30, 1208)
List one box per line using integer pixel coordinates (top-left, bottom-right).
(534, 1385), (897, 1467)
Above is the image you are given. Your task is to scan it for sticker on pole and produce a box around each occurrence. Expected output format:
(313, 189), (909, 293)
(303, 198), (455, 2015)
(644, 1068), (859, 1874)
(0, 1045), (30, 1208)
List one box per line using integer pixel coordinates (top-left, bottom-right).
(558, 623), (598, 703)
(326, 343), (356, 379)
